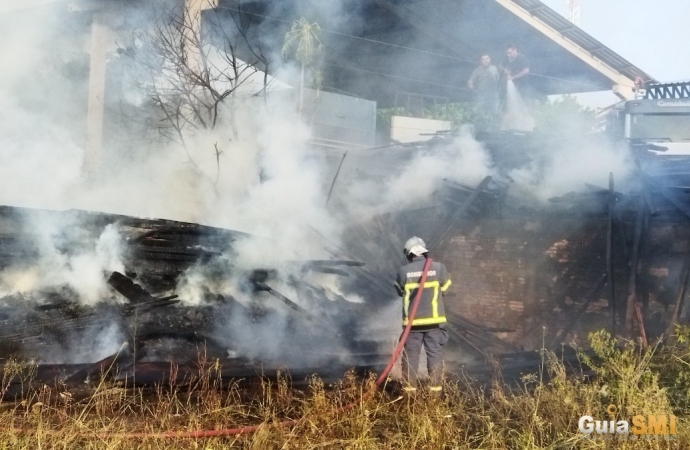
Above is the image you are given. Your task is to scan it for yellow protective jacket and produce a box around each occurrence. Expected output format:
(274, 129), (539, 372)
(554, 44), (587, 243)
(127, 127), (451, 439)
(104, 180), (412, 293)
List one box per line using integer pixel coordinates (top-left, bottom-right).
(394, 256), (451, 326)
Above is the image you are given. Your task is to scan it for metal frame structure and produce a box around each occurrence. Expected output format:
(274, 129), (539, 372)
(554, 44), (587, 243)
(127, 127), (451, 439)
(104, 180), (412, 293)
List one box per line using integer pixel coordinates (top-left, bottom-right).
(644, 81), (690, 100)
(566, 0), (580, 25)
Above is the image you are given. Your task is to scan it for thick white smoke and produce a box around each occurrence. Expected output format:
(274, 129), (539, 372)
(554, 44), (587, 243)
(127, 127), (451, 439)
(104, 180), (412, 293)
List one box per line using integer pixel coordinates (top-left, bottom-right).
(381, 129), (494, 208)
(508, 139), (635, 202)
(0, 222), (125, 305)
(0, 1), (358, 367)
(0, 3), (340, 307)
(329, 128), (495, 220)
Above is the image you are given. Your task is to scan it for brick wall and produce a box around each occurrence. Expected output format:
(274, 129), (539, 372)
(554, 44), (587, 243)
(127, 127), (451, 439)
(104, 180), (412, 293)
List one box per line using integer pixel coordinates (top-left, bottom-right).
(433, 215), (690, 351)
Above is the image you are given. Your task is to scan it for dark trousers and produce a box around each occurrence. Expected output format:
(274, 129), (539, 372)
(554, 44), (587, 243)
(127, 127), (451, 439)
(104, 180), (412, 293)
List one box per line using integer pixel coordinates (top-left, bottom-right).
(402, 326), (448, 386)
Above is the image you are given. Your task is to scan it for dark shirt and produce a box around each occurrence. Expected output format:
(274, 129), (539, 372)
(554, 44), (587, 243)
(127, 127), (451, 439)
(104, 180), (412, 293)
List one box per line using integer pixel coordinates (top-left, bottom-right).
(501, 53), (530, 88)
(394, 256), (451, 327)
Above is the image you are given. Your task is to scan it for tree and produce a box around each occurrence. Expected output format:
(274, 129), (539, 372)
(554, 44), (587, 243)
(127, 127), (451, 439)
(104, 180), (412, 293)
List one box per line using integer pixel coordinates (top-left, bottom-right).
(532, 95), (596, 136)
(281, 17), (323, 118)
(119, 1), (271, 190)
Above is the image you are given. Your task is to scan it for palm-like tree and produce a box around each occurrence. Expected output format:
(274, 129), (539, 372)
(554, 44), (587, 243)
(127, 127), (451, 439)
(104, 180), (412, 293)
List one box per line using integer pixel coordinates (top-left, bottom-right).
(282, 17), (323, 117)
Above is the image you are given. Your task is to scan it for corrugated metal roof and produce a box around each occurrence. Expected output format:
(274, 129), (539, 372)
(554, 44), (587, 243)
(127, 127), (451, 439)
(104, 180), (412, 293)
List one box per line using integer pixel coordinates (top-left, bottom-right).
(508, 0), (655, 82)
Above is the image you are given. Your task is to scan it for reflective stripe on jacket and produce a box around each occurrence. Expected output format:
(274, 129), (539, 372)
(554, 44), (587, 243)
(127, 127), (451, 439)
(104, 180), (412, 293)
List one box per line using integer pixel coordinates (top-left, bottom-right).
(394, 256), (451, 326)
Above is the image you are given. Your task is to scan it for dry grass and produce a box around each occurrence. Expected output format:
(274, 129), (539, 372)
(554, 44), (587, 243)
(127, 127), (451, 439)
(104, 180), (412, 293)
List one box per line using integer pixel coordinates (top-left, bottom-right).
(0, 329), (689, 449)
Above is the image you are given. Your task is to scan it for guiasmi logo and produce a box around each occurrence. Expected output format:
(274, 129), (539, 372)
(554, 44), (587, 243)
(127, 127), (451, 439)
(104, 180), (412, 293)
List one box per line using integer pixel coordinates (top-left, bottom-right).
(578, 405), (677, 441)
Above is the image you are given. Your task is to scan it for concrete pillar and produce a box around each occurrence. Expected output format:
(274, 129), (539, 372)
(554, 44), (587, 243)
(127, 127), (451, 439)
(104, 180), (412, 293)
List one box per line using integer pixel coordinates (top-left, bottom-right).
(613, 84), (634, 101)
(184, 0), (219, 20)
(84, 12), (108, 178)
(184, 0), (218, 71)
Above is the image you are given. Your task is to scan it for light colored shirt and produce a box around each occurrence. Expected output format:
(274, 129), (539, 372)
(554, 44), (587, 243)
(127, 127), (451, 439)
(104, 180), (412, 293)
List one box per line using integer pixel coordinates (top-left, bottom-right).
(469, 65), (499, 94)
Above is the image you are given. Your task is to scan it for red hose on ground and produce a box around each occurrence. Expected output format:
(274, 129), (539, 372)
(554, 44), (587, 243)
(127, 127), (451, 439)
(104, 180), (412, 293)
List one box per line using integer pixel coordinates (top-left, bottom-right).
(104, 258), (434, 439)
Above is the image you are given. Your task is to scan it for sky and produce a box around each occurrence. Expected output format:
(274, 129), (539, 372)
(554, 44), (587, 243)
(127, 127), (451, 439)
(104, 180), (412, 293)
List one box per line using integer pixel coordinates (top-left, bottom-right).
(0, 0), (58, 14)
(540, 0), (690, 107)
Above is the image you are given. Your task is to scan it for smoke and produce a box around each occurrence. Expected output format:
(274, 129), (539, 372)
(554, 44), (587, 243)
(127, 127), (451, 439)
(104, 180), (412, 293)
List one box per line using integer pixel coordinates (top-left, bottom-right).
(0, 221), (125, 305)
(39, 322), (126, 365)
(0, 2), (364, 367)
(503, 90), (635, 203)
(330, 128), (495, 219)
(0, 0), (640, 368)
(381, 129), (494, 209)
(174, 254), (363, 366)
(508, 138), (635, 202)
(0, 6), (87, 210)
(0, 2), (339, 248)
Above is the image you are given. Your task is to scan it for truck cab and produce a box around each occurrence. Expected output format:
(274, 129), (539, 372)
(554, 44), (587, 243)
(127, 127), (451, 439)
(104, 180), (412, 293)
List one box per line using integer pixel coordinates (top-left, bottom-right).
(607, 82), (690, 156)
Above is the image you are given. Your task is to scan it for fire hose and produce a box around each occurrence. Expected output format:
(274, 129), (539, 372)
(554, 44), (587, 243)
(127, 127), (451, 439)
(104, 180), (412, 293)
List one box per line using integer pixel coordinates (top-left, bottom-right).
(107, 257), (434, 440)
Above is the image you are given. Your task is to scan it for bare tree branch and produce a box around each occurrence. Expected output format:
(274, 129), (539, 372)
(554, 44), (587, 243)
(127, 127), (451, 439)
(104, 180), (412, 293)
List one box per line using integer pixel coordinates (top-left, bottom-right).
(114, 1), (276, 194)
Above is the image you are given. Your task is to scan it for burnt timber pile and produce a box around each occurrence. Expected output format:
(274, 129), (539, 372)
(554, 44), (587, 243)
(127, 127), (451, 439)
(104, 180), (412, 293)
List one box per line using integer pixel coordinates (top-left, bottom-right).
(0, 206), (391, 392)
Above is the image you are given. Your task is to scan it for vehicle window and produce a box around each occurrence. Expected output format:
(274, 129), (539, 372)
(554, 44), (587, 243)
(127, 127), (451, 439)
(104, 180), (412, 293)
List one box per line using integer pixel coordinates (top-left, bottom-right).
(630, 113), (690, 141)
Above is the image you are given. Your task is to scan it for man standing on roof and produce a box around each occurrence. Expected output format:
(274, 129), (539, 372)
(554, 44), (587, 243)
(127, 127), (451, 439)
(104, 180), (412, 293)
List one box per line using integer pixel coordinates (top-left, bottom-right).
(499, 44), (530, 96)
(468, 54), (500, 125)
(395, 237), (452, 393)
(499, 44), (535, 130)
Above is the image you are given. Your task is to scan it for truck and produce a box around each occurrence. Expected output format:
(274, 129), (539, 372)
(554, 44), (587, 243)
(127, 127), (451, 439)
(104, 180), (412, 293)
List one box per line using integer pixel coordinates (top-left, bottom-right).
(606, 81), (690, 158)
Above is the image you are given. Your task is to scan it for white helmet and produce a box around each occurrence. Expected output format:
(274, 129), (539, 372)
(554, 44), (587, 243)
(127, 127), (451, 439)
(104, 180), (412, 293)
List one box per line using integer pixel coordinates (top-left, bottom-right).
(404, 236), (428, 257)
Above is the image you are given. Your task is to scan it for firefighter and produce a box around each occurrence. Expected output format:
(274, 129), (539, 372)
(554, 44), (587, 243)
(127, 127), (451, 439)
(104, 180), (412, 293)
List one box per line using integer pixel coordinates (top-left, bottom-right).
(395, 236), (451, 392)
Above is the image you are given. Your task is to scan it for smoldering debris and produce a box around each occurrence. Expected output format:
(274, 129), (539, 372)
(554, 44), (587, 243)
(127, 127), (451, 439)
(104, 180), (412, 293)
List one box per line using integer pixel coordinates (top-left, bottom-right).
(0, 164), (530, 391)
(0, 129), (675, 392)
(0, 204), (395, 388)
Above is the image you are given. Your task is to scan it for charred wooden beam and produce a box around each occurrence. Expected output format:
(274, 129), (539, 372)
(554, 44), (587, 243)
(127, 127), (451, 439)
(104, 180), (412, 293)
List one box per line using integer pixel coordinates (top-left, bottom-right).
(253, 281), (309, 315)
(548, 191), (608, 203)
(625, 196), (645, 338)
(607, 172), (616, 335)
(326, 150), (348, 205)
(584, 182), (625, 198)
(302, 260), (366, 267)
(550, 273), (607, 349)
(0, 313), (109, 341)
(445, 324), (486, 357)
(121, 296), (180, 314)
(430, 176), (492, 251)
(641, 174), (690, 221)
(108, 272), (155, 304)
(442, 179), (503, 199)
(109, 272), (180, 312)
(666, 261), (690, 345)
(307, 267), (350, 276)
(445, 310), (519, 353)
(64, 343), (132, 384)
(309, 226), (392, 296)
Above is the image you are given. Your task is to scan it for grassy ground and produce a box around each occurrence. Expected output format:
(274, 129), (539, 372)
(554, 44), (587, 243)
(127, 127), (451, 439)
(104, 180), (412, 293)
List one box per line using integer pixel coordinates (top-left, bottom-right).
(1, 329), (689, 449)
